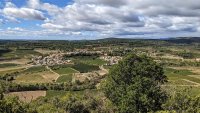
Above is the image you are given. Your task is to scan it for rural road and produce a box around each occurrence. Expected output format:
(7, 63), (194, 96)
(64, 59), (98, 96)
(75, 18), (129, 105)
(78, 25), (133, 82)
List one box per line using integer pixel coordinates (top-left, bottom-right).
(162, 85), (200, 87)
(182, 79), (200, 85)
(99, 65), (109, 73)
(46, 66), (60, 81)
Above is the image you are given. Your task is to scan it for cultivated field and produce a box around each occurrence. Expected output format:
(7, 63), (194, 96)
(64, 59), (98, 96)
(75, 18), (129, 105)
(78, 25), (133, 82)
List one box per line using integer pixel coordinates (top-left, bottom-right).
(6, 91), (46, 103)
(14, 66), (59, 83)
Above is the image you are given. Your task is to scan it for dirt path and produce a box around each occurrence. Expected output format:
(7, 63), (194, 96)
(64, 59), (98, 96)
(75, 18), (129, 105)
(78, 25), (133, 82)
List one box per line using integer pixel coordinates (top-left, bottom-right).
(162, 85), (200, 87)
(99, 65), (109, 73)
(71, 68), (80, 73)
(46, 66), (60, 81)
(182, 79), (200, 85)
(0, 59), (30, 65)
(0, 65), (33, 72)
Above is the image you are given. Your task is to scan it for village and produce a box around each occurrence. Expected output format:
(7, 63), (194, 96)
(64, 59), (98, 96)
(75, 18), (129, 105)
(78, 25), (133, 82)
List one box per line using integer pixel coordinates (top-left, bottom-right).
(31, 53), (71, 66)
(31, 50), (122, 66)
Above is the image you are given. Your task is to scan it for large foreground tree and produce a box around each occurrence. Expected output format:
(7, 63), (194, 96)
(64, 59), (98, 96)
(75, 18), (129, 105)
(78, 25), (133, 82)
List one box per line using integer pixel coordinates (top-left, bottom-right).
(103, 54), (168, 113)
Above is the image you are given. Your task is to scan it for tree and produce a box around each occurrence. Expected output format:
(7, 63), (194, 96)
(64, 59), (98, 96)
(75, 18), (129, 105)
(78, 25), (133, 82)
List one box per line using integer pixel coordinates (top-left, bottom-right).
(0, 85), (3, 100)
(103, 54), (168, 113)
(0, 96), (28, 113)
(163, 88), (200, 113)
(0, 81), (6, 100)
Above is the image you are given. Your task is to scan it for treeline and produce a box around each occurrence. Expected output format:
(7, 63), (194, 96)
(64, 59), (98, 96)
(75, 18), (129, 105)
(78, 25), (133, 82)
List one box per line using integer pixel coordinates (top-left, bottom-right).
(0, 90), (115, 113)
(0, 80), (96, 93)
(1, 38), (195, 51)
(0, 71), (20, 81)
(1, 87), (200, 113)
(63, 52), (101, 58)
(159, 59), (200, 67)
(0, 48), (11, 57)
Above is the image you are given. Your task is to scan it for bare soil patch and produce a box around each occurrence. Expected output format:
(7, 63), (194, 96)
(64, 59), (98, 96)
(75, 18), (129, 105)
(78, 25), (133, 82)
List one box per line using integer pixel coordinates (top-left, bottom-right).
(34, 49), (58, 54)
(15, 70), (59, 83)
(0, 59), (30, 65)
(6, 91), (46, 103)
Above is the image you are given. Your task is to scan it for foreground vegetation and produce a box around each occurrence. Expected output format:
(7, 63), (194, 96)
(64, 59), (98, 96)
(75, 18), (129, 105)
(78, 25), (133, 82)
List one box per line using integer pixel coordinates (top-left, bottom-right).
(0, 54), (200, 112)
(1, 37), (200, 112)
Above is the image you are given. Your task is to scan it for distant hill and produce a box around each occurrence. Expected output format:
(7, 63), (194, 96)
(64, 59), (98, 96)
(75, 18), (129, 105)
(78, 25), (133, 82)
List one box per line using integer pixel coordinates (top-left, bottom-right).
(97, 37), (200, 44)
(164, 37), (200, 44)
(1, 37), (200, 44)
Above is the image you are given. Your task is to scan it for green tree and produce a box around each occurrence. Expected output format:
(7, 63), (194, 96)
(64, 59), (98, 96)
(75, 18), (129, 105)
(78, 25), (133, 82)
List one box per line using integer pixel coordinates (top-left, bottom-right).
(0, 84), (4, 100)
(163, 88), (200, 113)
(0, 96), (28, 113)
(103, 54), (168, 113)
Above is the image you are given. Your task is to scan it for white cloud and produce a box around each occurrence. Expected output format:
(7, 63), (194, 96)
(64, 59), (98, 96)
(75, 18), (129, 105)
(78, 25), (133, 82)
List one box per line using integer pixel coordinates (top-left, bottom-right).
(3, 7), (45, 20)
(27, 0), (40, 9)
(1, 0), (200, 39)
(5, 2), (16, 8)
(7, 27), (25, 31)
(41, 23), (64, 29)
(0, 19), (3, 24)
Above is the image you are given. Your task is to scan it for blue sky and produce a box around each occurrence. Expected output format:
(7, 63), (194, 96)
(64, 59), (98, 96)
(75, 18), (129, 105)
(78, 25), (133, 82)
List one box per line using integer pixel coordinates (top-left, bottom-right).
(0, 0), (200, 40)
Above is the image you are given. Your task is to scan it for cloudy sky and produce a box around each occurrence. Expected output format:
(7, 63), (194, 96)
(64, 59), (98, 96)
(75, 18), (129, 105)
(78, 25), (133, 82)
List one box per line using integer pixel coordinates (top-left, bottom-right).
(0, 0), (200, 40)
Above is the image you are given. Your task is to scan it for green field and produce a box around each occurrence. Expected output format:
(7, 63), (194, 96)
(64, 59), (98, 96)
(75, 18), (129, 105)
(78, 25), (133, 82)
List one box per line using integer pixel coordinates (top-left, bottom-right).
(167, 79), (196, 85)
(15, 73), (46, 83)
(1, 49), (41, 59)
(71, 56), (107, 66)
(1, 51), (18, 58)
(56, 74), (72, 83)
(81, 58), (107, 66)
(46, 90), (69, 98)
(46, 89), (99, 98)
(14, 66), (53, 83)
(164, 68), (200, 85)
(15, 66), (46, 83)
(53, 67), (78, 75)
(165, 68), (196, 77)
(0, 68), (25, 76)
(23, 66), (47, 73)
(72, 63), (100, 73)
(0, 63), (19, 68)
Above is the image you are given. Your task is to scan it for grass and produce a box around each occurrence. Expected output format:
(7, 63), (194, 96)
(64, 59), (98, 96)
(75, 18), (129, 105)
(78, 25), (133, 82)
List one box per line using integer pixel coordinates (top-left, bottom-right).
(15, 73), (46, 83)
(165, 68), (196, 77)
(182, 76), (200, 84)
(14, 66), (57, 83)
(15, 49), (41, 57)
(0, 63), (19, 68)
(56, 74), (72, 83)
(167, 79), (196, 85)
(189, 87), (200, 96)
(1, 49), (41, 59)
(1, 52), (18, 59)
(53, 67), (78, 75)
(46, 89), (99, 98)
(164, 67), (200, 85)
(23, 66), (47, 73)
(46, 90), (69, 98)
(68, 56), (107, 66)
(72, 63), (100, 73)
(0, 68), (25, 76)
(103, 65), (112, 69)
(82, 58), (107, 66)
(15, 70), (58, 83)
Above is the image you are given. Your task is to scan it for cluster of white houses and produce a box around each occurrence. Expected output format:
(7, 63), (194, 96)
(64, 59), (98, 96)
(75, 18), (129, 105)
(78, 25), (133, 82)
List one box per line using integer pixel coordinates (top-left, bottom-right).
(32, 53), (71, 66)
(100, 56), (122, 65)
(32, 50), (122, 66)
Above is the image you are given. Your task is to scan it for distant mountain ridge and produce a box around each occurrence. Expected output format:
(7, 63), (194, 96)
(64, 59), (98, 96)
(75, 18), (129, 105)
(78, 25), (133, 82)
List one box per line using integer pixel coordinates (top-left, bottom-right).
(1, 37), (200, 44)
(164, 37), (200, 44)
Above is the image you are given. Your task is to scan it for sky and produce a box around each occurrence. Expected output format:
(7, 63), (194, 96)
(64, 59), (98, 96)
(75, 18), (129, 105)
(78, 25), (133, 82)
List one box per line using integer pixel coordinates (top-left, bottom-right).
(0, 0), (200, 40)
